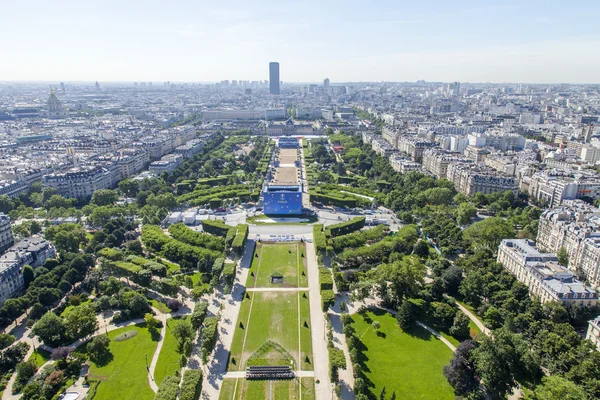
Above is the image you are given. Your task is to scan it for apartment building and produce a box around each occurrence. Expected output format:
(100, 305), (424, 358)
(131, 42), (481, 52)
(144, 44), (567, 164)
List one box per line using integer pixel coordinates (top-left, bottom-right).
(149, 154), (184, 175)
(397, 136), (437, 161)
(527, 171), (600, 208)
(536, 200), (600, 287)
(43, 165), (119, 199)
(0, 215), (14, 253)
(389, 155), (421, 174)
(586, 316), (600, 350)
(0, 235), (56, 305)
(422, 149), (470, 178)
(446, 163), (518, 196)
(497, 239), (598, 306)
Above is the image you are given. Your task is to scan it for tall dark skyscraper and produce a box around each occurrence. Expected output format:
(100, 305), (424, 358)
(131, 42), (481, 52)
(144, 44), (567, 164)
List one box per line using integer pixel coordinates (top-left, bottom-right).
(269, 62), (280, 95)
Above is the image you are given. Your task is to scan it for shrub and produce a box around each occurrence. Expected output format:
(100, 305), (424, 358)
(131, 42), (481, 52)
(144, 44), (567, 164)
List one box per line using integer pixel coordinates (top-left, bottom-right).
(167, 223), (225, 252)
(200, 220), (230, 238)
(329, 348), (346, 382)
(231, 224), (249, 256)
(313, 224), (327, 253)
(222, 263), (236, 286)
(201, 317), (219, 363)
(166, 299), (182, 312)
(190, 301), (208, 331)
(319, 268), (333, 290)
(180, 369), (203, 400)
(326, 217), (366, 237)
(321, 290), (335, 312)
(154, 375), (180, 400)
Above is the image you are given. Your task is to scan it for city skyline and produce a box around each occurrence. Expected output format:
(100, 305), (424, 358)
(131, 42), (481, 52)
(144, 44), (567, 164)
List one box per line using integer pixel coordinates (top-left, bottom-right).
(1, 0), (600, 83)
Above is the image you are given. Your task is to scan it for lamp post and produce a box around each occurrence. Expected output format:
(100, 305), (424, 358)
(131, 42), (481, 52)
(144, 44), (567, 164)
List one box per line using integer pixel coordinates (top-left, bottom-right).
(145, 354), (149, 371)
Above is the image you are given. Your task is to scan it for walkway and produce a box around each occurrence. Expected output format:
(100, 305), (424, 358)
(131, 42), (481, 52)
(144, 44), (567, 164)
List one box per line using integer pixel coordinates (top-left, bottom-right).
(147, 313), (168, 391)
(415, 321), (457, 352)
(304, 240), (332, 400)
(329, 294), (355, 400)
(453, 301), (491, 336)
(201, 240), (253, 400)
(245, 287), (308, 292)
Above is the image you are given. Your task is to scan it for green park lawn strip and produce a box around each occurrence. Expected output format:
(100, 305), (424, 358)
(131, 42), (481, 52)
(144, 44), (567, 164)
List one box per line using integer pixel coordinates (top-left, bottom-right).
(154, 316), (189, 385)
(60, 299), (91, 317)
(190, 271), (202, 286)
(87, 324), (158, 400)
(148, 298), (170, 314)
(248, 243), (307, 288)
(299, 292), (313, 370)
(228, 291), (308, 371)
(220, 378), (315, 400)
(351, 309), (455, 400)
(28, 348), (51, 368)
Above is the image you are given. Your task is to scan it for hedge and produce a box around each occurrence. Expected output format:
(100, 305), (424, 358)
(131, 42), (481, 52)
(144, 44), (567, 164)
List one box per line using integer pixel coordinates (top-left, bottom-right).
(191, 301), (208, 331)
(212, 258), (225, 276)
(141, 225), (220, 272)
(180, 369), (203, 400)
(331, 224), (389, 252)
(201, 316), (219, 363)
(225, 227), (236, 247)
(112, 261), (142, 275)
(309, 191), (360, 208)
(97, 248), (123, 261)
(222, 263), (236, 286)
(329, 348), (346, 382)
(168, 223), (225, 252)
(319, 268), (333, 290)
(154, 375), (179, 400)
(326, 217), (366, 237)
(321, 289), (335, 312)
(198, 176), (231, 187)
(201, 219), (231, 238)
(313, 224), (327, 253)
(231, 224), (249, 256)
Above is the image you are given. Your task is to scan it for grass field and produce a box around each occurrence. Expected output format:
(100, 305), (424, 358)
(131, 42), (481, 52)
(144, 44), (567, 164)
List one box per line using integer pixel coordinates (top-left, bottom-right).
(228, 291), (312, 371)
(219, 377), (315, 400)
(154, 316), (189, 385)
(88, 324), (159, 400)
(248, 243), (308, 288)
(149, 298), (170, 314)
(27, 349), (51, 368)
(351, 309), (455, 400)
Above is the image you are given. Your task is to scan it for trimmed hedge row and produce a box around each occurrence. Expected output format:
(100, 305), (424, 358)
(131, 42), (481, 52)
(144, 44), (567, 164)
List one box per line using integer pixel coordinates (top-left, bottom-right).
(178, 184), (247, 203)
(222, 263), (236, 286)
(154, 375), (179, 400)
(325, 217), (366, 237)
(313, 224), (327, 253)
(201, 316), (219, 363)
(141, 225), (220, 272)
(201, 219), (231, 238)
(180, 369), (203, 400)
(319, 268), (333, 290)
(191, 301), (209, 331)
(231, 224), (249, 256)
(168, 223), (225, 252)
(331, 224), (389, 252)
(321, 289), (335, 312)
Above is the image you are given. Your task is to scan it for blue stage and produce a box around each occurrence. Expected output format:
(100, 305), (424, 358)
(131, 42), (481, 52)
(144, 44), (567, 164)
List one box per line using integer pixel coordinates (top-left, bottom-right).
(263, 185), (303, 215)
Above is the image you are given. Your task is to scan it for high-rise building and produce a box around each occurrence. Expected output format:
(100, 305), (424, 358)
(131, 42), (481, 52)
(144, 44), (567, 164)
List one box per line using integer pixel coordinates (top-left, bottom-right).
(324, 78), (330, 88)
(269, 62), (280, 95)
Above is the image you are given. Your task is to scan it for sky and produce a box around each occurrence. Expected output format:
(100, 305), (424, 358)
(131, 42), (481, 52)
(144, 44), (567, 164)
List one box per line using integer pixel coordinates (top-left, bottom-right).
(1, 0), (600, 83)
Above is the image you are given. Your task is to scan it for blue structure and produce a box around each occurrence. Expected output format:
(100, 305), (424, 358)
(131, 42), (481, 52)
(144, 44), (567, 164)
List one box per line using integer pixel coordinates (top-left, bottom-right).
(278, 137), (300, 149)
(263, 185), (303, 215)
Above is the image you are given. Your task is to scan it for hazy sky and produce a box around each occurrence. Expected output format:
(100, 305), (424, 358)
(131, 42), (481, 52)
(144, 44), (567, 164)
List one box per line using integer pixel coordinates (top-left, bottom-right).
(1, 0), (599, 83)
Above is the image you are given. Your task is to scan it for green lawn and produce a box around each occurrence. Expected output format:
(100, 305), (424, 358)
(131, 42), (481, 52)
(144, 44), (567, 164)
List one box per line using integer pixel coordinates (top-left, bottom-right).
(351, 309), (455, 400)
(87, 324), (159, 400)
(148, 298), (170, 314)
(190, 272), (202, 286)
(299, 292), (312, 370)
(228, 291), (311, 371)
(61, 299), (91, 317)
(248, 243), (308, 288)
(154, 316), (188, 385)
(219, 378), (315, 400)
(27, 348), (51, 368)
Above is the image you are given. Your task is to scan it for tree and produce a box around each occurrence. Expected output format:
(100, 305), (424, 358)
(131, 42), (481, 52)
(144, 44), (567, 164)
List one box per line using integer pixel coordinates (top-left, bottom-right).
(449, 312), (471, 340)
(456, 202), (477, 225)
(91, 189), (119, 206)
(15, 360), (37, 391)
(372, 321), (381, 331)
(29, 221), (42, 235)
(32, 312), (66, 347)
(145, 313), (161, 336)
(413, 240), (430, 258)
(0, 333), (15, 350)
(50, 346), (73, 360)
(87, 335), (111, 363)
(443, 340), (479, 396)
(22, 265), (34, 289)
(463, 217), (514, 253)
(64, 304), (98, 341)
(396, 298), (423, 330)
(172, 319), (194, 352)
(557, 247), (569, 267)
(534, 375), (587, 400)
(441, 265), (463, 296)
(432, 302), (456, 331)
(118, 179), (140, 198)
